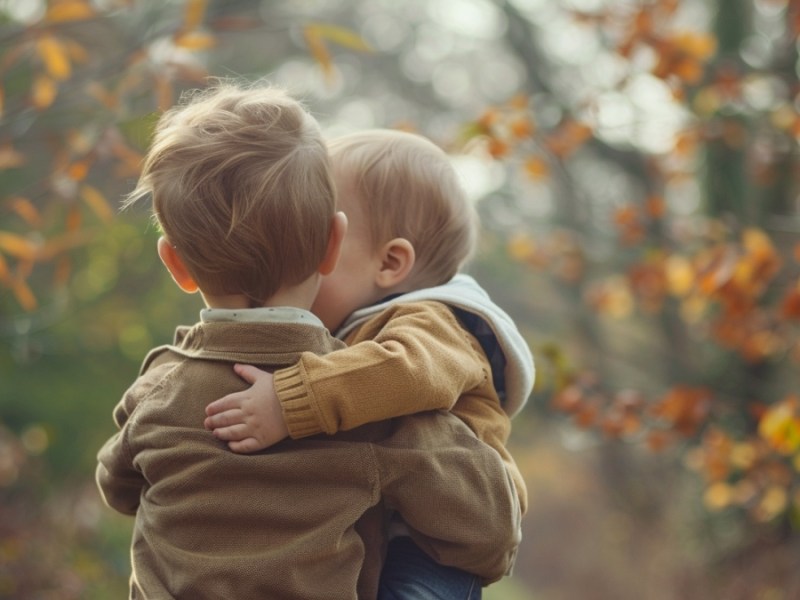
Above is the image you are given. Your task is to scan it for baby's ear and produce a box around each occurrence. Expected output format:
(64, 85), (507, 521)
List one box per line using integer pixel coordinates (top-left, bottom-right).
(375, 238), (415, 289)
(157, 237), (199, 293)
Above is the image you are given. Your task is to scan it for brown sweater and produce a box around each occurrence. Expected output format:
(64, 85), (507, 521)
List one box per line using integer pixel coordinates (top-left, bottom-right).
(274, 301), (528, 514)
(96, 316), (520, 599)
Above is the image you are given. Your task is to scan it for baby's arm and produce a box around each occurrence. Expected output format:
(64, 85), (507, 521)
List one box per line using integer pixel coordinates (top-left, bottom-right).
(203, 364), (288, 452)
(205, 302), (488, 451)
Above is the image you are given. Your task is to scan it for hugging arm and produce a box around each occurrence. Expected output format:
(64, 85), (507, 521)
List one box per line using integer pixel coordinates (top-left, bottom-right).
(206, 302), (488, 449)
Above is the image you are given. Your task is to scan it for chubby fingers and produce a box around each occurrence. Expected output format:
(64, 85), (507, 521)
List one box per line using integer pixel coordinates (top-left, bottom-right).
(205, 393), (244, 417)
(204, 408), (245, 431)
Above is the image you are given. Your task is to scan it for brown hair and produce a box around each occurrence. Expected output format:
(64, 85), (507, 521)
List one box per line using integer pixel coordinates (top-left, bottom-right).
(126, 81), (335, 305)
(328, 129), (477, 288)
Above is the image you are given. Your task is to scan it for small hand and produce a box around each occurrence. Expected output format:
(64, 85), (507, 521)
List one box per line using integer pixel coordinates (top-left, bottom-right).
(204, 364), (289, 453)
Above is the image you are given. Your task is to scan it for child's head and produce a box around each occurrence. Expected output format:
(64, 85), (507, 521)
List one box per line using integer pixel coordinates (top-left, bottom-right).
(127, 81), (340, 307)
(311, 129), (478, 331)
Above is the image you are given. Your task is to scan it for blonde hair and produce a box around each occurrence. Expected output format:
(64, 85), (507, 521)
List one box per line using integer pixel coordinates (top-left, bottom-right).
(328, 129), (477, 288)
(126, 81), (336, 306)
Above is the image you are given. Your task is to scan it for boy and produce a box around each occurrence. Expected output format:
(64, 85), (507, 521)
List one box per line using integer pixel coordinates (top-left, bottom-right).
(204, 129), (534, 598)
(95, 84), (521, 599)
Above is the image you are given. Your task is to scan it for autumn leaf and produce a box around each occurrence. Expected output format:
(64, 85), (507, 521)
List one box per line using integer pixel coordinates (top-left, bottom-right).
(10, 277), (37, 311)
(759, 397), (800, 455)
(173, 31), (217, 51)
(303, 26), (333, 81)
(8, 197), (42, 228)
(0, 253), (9, 283)
(523, 156), (549, 180)
(80, 185), (114, 223)
(303, 23), (373, 82)
(0, 143), (26, 169)
(36, 35), (72, 81)
(32, 75), (58, 109)
(0, 232), (38, 261)
(44, 0), (95, 23)
(780, 280), (800, 320)
(183, 0), (208, 31)
(305, 23), (373, 52)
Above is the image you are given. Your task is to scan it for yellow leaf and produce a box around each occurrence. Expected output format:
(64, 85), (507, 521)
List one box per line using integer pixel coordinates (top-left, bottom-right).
(32, 75), (58, 109)
(183, 0), (208, 31)
(8, 197), (42, 228)
(759, 397), (800, 455)
(306, 23), (373, 52)
(81, 184), (115, 223)
(666, 255), (694, 296)
(36, 35), (72, 81)
(0, 143), (26, 169)
(703, 481), (732, 511)
(10, 277), (37, 311)
(0, 232), (37, 260)
(173, 31), (216, 51)
(45, 0), (95, 22)
(303, 26), (334, 81)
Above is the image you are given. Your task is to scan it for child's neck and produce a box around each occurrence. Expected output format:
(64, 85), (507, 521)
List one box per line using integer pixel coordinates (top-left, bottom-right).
(202, 275), (319, 311)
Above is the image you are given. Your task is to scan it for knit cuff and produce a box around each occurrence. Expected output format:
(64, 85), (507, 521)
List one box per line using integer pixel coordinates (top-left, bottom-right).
(274, 364), (325, 439)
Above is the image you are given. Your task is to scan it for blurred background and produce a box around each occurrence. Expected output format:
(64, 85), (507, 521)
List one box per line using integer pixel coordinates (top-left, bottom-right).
(2, 0), (800, 598)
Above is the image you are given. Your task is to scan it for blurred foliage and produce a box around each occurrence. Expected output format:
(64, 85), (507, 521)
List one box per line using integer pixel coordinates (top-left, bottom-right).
(2, 0), (800, 598)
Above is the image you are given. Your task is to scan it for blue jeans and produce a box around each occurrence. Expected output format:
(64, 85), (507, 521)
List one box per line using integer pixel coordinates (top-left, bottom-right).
(378, 537), (482, 600)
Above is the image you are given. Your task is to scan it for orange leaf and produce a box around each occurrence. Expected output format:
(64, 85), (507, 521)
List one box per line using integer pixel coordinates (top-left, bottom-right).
(510, 117), (535, 139)
(36, 35), (72, 81)
(780, 280), (800, 320)
(81, 184), (115, 223)
(0, 253), (9, 283)
(66, 204), (82, 232)
(0, 232), (38, 260)
(645, 195), (666, 219)
(155, 75), (174, 112)
(173, 31), (217, 51)
(10, 277), (37, 311)
(32, 75), (58, 109)
(487, 137), (509, 158)
(183, 0), (208, 31)
(523, 156), (549, 180)
(0, 143), (26, 169)
(8, 197), (42, 228)
(45, 0), (95, 22)
(68, 160), (90, 181)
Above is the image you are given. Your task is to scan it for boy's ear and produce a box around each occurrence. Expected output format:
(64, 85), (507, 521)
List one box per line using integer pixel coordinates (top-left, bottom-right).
(318, 211), (348, 276)
(375, 238), (415, 289)
(157, 237), (199, 293)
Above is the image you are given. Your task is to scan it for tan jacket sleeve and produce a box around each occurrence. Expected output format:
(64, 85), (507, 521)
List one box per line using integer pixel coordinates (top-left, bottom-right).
(373, 411), (521, 583)
(274, 302), (489, 438)
(95, 363), (171, 516)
